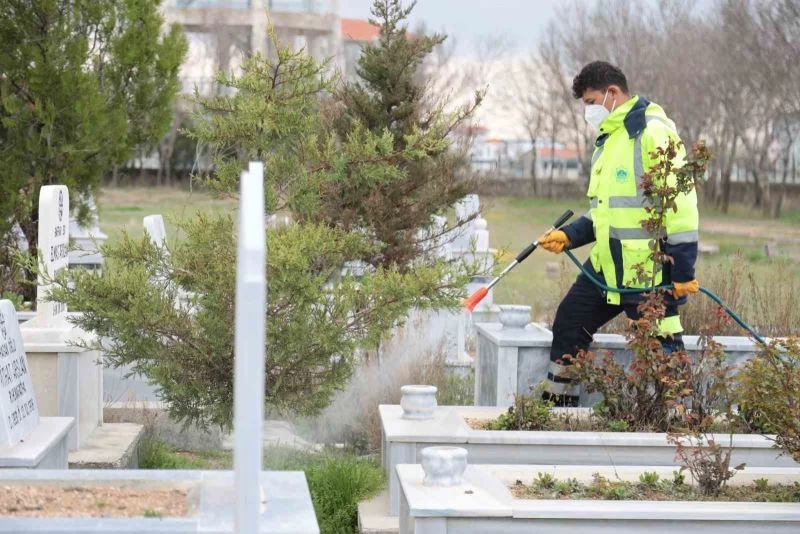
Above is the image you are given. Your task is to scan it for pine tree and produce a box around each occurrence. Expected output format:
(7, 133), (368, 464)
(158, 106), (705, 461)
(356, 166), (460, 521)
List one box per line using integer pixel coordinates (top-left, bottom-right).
(302, 0), (483, 267)
(0, 0), (186, 297)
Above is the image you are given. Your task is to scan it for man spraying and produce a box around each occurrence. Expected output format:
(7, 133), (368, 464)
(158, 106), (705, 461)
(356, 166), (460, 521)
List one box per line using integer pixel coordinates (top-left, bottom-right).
(538, 61), (700, 407)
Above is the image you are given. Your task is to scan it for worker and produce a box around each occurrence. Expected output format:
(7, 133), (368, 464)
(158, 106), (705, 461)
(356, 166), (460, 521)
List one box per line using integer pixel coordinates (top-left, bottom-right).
(538, 61), (700, 407)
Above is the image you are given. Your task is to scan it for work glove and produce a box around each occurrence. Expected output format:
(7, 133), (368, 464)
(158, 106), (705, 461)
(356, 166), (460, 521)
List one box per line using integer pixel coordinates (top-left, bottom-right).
(672, 279), (700, 298)
(538, 230), (570, 254)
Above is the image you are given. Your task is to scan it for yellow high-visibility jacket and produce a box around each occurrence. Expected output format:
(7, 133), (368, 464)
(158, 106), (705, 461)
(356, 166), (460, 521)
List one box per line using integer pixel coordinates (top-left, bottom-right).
(561, 96), (699, 334)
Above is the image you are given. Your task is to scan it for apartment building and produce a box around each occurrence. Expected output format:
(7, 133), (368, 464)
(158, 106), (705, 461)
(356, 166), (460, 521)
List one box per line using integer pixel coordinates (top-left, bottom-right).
(162, 0), (343, 94)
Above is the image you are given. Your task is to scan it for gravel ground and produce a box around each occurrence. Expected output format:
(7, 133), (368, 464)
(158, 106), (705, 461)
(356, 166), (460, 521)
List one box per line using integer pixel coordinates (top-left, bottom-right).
(0, 485), (191, 518)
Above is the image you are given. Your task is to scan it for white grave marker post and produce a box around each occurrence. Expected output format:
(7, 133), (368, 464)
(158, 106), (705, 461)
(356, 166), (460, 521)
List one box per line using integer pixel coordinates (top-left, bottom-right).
(234, 162), (267, 533)
(430, 215), (450, 260)
(36, 185), (70, 325)
(143, 214), (168, 248)
(453, 194), (480, 251)
(0, 300), (40, 447)
(10, 222), (28, 252)
(68, 194), (107, 270)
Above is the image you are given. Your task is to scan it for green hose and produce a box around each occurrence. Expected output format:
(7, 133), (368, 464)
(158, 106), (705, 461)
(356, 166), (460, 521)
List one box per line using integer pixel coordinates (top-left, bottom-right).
(562, 249), (767, 346)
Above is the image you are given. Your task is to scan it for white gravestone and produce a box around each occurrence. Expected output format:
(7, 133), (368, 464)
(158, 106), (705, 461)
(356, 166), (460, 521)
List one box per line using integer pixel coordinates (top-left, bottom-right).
(453, 195), (480, 251)
(267, 214), (291, 228)
(106, 213), (189, 405)
(36, 185), (70, 326)
(455, 195), (480, 223)
(0, 301), (40, 447)
(143, 214), (168, 248)
(234, 162), (267, 532)
(69, 195), (108, 270)
(431, 215), (451, 260)
(22, 186), (103, 452)
(473, 217), (489, 252)
(471, 216), (494, 272)
(10, 222), (28, 252)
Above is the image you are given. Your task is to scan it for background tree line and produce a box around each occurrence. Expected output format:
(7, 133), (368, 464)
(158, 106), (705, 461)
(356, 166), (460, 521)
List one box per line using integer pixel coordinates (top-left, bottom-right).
(505, 0), (799, 217)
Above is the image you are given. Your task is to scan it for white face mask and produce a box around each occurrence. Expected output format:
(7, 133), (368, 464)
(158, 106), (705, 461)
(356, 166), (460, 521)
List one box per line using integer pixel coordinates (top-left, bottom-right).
(584, 90), (616, 130)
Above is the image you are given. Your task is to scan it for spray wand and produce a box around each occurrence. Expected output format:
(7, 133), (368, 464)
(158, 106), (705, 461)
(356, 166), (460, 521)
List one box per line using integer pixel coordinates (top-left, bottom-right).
(463, 209), (574, 312)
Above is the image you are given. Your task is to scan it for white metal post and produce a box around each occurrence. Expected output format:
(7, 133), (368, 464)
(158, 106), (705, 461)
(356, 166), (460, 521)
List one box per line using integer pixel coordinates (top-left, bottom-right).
(234, 162), (267, 533)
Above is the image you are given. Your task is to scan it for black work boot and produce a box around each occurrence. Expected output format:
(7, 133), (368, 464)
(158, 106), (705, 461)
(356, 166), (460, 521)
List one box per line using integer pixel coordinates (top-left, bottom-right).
(658, 333), (685, 354)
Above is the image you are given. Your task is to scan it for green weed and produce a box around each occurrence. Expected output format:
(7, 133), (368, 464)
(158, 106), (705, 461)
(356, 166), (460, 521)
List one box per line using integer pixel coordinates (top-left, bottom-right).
(553, 478), (582, 496)
(138, 439), (206, 469)
(485, 393), (554, 431)
(532, 472), (555, 491)
(606, 420), (630, 432)
(263, 446), (385, 534)
(754, 478), (770, 491)
(638, 472), (660, 487)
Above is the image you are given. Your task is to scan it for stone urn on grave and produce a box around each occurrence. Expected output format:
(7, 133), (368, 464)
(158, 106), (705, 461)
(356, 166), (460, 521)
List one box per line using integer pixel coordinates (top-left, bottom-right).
(497, 304), (532, 329)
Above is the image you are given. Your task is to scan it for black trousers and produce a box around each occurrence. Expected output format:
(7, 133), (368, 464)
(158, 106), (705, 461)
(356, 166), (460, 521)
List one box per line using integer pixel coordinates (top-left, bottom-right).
(544, 262), (683, 404)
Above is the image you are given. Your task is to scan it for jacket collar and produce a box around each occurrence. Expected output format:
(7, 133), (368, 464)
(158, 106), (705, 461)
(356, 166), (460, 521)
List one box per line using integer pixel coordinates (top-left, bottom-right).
(595, 95), (650, 147)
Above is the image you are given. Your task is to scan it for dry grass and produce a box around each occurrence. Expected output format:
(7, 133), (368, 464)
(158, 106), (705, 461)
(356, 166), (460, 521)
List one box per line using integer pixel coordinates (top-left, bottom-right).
(680, 254), (800, 337)
(306, 350), (468, 454)
(590, 255), (800, 337)
(573, 254), (800, 337)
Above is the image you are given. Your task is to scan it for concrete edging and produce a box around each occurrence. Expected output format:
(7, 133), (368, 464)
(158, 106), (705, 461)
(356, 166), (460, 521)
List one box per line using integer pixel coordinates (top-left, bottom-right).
(397, 464), (800, 533)
(0, 470), (319, 533)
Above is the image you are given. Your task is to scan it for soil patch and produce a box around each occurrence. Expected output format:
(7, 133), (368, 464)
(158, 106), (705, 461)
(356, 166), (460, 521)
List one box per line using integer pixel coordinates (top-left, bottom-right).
(511, 474), (800, 502)
(467, 410), (746, 433)
(465, 418), (489, 430)
(465, 415), (612, 432)
(0, 485), (191, 518)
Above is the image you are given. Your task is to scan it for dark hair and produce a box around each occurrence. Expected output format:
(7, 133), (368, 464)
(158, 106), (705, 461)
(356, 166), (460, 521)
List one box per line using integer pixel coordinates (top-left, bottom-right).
(572, 61), (629, 99)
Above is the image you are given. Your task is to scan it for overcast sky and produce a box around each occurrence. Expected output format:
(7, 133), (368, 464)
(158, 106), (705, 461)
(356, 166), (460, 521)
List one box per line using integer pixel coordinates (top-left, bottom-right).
(339, 0), (564, 55)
